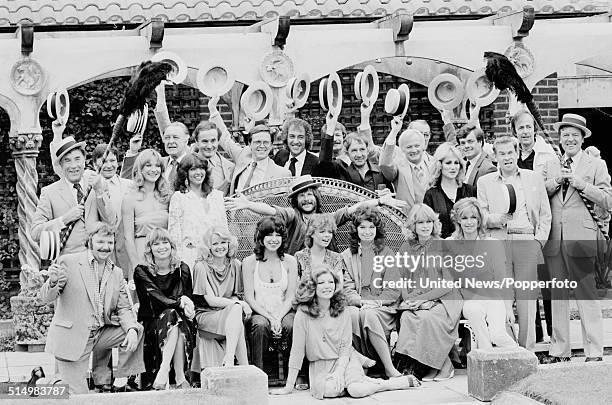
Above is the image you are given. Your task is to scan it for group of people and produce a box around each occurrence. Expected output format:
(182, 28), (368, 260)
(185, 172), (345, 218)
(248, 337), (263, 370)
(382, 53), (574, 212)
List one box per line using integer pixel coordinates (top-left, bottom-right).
(32, 81), (611, 398)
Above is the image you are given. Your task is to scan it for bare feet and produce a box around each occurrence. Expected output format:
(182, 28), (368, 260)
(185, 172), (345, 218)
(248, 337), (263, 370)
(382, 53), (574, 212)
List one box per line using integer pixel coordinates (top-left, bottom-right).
(385, 368), (403, 378)
(354, 351), (376, 368)
(388, 374), (421, 389)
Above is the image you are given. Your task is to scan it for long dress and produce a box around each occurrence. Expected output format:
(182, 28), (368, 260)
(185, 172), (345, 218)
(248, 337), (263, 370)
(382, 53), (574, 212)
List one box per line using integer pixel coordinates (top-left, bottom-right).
(190, 258), (243, 370)
(134, 262), (195, 388)
(288, 309), (378, 399)
(395, 239), (463, 369)
(168, 189), (228, 270)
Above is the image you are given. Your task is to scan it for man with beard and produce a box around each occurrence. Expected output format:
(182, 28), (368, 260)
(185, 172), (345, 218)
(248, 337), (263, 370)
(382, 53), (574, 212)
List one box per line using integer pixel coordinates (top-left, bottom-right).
(39, 223), (144, 394)
(456, 123), (496, 190)
(273, 118), (319, 176)
(225, 175), (406, 254)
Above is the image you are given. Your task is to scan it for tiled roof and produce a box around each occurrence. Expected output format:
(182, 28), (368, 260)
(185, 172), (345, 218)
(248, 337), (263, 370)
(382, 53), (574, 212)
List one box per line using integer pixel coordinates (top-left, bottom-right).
(0, 0), (608, 27)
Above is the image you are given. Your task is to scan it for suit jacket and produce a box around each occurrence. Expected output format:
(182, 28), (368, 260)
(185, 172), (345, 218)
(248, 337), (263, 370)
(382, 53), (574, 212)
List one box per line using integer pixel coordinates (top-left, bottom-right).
(273, 149), (319, 176)
(542, 152), (612, 257)
(477, 168), (551, 246)
(466, 153), (497, 189)
(31, 175), (116, 256)
(218, 130), (291, 195)
(529, 135), (557, 176)
(39, 251), (142, 361)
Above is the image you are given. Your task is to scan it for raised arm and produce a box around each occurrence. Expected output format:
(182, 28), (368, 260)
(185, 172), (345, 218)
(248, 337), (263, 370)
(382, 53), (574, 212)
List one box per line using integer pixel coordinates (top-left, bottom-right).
(379, 117), (402, 182)
(49, 120), (66, 178)
(209, 96), (244, 163)
(154, 84), (172, 137)
(224, 194), (276, 216)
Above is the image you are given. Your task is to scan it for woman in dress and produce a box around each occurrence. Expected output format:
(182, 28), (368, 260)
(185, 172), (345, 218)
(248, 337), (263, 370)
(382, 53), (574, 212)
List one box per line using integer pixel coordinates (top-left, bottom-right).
(122, 149), (171, 277)
(168, 153), (228, 271)
(271, 266), (420, 399)
(342, 207), (404, 378)
(191, 226), (251, 370)
(133, 228), (195, 390)
(294, 213), (345, 282)
(395, 204), (463, 381)
(242, 215), (298, 371)
(423, 142), (475, 238)
(448, 198), (517, 350)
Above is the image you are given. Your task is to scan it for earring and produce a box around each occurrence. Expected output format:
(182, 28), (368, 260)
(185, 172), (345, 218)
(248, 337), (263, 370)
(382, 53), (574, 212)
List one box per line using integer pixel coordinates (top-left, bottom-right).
(185, 179), (189, 188)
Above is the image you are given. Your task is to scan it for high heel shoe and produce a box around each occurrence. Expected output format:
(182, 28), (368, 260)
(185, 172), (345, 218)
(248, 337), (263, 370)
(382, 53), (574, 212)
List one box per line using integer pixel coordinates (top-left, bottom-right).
(433, 368), (455, 382)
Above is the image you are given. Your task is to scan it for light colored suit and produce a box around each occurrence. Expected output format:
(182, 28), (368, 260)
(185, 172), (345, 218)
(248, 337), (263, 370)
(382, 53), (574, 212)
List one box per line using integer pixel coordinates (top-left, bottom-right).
(39, 251), (144, 393)
(541, 151), (612, 358)
(218, 129), (291, 195)
(528, 135), (557, 176)
(31, 174), (116, 256)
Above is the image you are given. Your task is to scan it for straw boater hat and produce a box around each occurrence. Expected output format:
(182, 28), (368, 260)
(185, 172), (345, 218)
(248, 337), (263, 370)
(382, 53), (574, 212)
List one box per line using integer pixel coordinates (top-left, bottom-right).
(384, 83), (410, 117)
(288, 175), (321, 198)
(428, 73), (464, 111)
(55, 136), (86, 161)
(553, 113), (592, 138)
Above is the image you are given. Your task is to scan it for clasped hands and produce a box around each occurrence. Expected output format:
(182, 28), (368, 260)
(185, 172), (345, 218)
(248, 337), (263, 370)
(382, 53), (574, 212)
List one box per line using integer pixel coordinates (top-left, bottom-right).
(179, 295), (195, 320)
(557, 169), (586, 191)
(46, 263), (68, 289)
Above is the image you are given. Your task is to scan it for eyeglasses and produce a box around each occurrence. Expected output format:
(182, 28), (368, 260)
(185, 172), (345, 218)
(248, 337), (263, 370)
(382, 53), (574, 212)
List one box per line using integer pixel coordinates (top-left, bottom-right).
(252, 141), (272, 147)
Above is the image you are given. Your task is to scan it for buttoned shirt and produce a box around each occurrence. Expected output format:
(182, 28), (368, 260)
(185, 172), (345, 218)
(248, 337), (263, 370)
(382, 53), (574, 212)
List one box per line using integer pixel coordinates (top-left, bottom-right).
(236, 157), (270, 192)
(564, 150), (583, 173)
(87, 251), (114, 330)
(207, 153), (226, 190)
(164, 152), (187, 182)
(283, 149), (306, 177)
(408, 160), (428, 184)
(63, 177), (87, 204)
(497, 169), (533, 232)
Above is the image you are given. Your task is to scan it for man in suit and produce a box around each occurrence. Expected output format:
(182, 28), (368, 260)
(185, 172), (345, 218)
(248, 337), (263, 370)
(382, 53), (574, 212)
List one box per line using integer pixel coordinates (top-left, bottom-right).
(273, 118), (318, 176)
(39, 223), (144, 394)
(380, 118), (430, 214)
(32, 137), (116, 256)
(477, 135), (551, 351)
(541, 114), (612, 363)
(191, 120), (235, 195)
(457, 123), (496, 189)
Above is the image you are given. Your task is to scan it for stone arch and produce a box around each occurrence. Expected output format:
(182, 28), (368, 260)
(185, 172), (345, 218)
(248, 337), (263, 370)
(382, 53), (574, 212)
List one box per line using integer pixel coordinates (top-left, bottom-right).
(0, 94), (21, 138)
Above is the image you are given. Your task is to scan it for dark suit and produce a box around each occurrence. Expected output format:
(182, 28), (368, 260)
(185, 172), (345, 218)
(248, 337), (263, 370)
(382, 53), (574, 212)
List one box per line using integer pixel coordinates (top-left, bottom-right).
(466, 153), (496, 189)
(273, 149), (319, 176)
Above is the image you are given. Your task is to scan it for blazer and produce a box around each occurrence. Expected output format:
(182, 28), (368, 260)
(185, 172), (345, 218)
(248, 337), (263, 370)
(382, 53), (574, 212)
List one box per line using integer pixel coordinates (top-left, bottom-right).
(218, 129), (291, 195)
(39, 251), (142, 361)
(466, 153), (497, 189)
(542, 152), (612, 257)
(31, 174), (116, 256)
(273, 149), (319, 176)
(477, 168), (551, 246)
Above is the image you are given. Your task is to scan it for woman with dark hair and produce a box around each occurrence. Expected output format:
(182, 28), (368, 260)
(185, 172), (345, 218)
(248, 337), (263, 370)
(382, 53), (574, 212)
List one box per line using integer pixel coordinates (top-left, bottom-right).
(242, 215), (298, 371)
(168, 153), (228, 270)
(271, 266), (420, 398)
(342, 207), (405, 378)
(395, 204), (463, 381)
(133, 228), (195, 390)
(295, 213), (345, 282)
(423, 142), (475, 238)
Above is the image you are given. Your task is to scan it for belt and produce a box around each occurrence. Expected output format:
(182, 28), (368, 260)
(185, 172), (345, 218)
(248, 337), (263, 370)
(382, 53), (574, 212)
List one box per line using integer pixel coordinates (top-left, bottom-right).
(506, 227), (534, 235)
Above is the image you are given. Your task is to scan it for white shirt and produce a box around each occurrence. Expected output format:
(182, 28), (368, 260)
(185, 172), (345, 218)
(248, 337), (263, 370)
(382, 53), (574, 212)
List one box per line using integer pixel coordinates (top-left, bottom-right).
(283, 149), (306, 176)
(236, 157), (270, 192)
(106, 175), (133, 217)
(499, 170), (533, 231)
(564, 150), (583, 172)
(63, 177), (87, 204)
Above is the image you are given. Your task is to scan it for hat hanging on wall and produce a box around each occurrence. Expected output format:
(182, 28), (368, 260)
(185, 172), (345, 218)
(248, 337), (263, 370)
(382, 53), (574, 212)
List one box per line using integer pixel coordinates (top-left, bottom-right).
(354, 65), (379, 106)
(318, 72), (343, 117)
(151, 51), (187, 85)
(197, 63), (236, 97)
(39, 230), (60, 261)
(241, 81), (273, 121)
(46, 88), (70, 123)
(466, 67), (500, 107)
(384, 83), (410, 118)
(285, 73), (311, 110)
(428, 73), (464, 110)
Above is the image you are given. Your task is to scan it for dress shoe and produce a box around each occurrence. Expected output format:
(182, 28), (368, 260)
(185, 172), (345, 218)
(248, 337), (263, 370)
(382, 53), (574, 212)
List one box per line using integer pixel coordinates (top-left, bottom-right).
(585, 357), (603, 362)
(540, 355), (571, 364)
(95, 384), (113, 393)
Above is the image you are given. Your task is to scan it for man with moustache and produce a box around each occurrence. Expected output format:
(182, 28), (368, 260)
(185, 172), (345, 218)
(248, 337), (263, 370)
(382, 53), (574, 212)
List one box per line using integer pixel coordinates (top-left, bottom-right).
(541, 114), (612, 363)
(477, 136), (551, 351)
(273, 118), (319, 176)
(456, 123), (496, 189)
(39, 223), (145, 394)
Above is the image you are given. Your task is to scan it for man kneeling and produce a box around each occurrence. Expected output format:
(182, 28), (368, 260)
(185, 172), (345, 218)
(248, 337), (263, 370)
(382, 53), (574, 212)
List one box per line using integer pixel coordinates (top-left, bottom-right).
(39, 223), (145, 394)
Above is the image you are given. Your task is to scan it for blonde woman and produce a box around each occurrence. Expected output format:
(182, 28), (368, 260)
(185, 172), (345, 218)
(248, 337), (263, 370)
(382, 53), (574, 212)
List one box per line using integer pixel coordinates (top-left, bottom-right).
(133, 228), (195, 390)
(191, 226), (250, 370)
(423, 142), (475, 238)
(122, 149), (171, 276)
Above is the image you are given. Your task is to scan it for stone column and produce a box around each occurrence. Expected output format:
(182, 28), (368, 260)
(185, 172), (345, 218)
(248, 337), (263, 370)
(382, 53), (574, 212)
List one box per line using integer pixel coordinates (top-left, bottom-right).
(9, 131), (54, 349)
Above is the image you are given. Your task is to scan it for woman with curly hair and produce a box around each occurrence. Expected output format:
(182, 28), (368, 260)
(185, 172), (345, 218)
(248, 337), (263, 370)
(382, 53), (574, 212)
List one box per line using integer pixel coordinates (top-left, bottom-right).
(122, 149), (171, 277)
(133, 228), (195, 390)
(168, 153), (228, 270)
(342, 207), (404, 378)
(191, 226), (251, 370)
(271, 266), (420, 398)
(242, 215), (298, 371)
(448, 198), (517, 350)
(423, 142), (475, 238)
(295, 213), (345, 282)
(395, 204), (463, 381)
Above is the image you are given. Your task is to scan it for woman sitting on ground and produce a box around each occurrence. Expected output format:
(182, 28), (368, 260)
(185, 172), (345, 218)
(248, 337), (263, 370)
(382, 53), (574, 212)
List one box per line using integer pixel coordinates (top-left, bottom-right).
(133, 228), (195, 390)
(448, 198), (517, 350)
(242, 215), (299, 371)
(395, 204), (463, 381)
(191, 226), (251, 370)
(295, 213), (345, 281)
(271, 265), (420, 399)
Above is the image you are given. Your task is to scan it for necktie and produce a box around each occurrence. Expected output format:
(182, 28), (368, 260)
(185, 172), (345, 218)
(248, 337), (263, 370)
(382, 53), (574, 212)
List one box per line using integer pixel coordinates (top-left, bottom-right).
(289, 157), (298, 177)
(74, 183), (84, 204)
(59, 183), (85, 247)
(168, 159), (178, 188)
(242, 161), (258, 190)
(465, 160), (471, 172)
(414, 165), (425, 185)
(562, 157), (573, 199)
